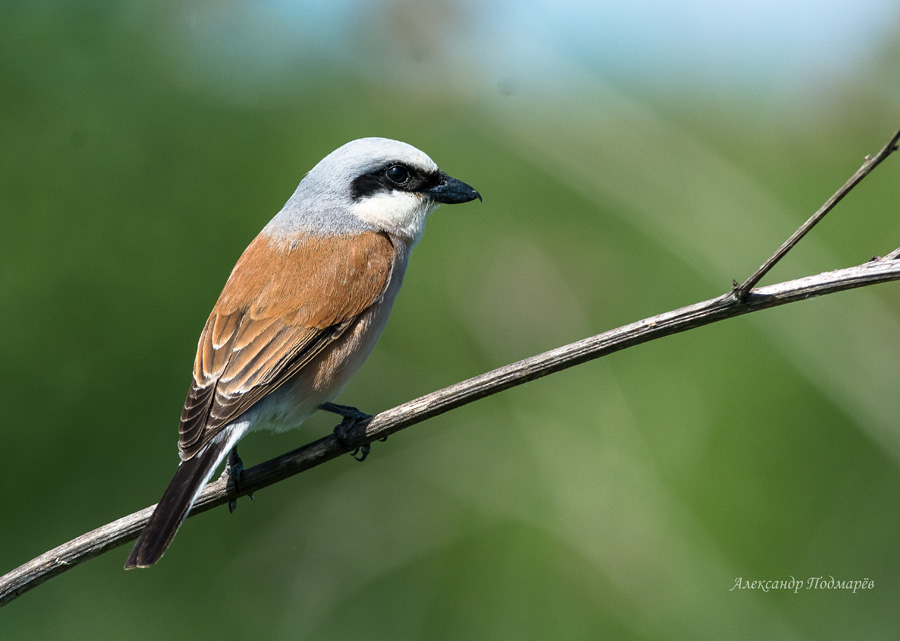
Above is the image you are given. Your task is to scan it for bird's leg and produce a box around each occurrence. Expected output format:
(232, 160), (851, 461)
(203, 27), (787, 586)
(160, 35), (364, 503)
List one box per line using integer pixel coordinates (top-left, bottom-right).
(222, 447), (253, 513)
(320, 402), (383, 462)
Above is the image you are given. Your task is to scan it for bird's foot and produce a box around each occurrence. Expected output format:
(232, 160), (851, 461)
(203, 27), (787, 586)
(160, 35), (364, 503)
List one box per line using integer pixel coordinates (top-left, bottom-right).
(223, 447), (253, 513)
(320, 402), (383, 462)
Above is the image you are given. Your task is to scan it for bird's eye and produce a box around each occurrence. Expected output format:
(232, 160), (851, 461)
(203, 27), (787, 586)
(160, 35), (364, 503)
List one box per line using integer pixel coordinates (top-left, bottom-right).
(385, 165), (410, 185)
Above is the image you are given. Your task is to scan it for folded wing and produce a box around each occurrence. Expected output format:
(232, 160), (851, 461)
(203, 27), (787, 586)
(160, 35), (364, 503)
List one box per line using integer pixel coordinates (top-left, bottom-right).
(178, 230), (396, 459)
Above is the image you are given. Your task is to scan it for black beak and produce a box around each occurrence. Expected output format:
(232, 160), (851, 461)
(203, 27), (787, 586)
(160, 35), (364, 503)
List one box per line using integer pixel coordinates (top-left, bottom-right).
(427, 173), (482, 204)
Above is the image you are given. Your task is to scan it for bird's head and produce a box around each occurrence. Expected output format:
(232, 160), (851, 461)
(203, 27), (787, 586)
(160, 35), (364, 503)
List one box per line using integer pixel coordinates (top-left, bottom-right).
(282, 137), (480, 244)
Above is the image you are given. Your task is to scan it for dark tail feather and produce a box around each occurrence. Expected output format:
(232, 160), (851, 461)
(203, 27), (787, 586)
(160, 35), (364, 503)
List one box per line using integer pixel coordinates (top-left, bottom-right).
(125, 440), (229, 569)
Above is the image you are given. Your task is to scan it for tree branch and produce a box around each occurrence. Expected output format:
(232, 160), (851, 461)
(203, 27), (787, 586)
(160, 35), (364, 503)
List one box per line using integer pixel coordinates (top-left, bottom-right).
(2, 127), (899, 609)
(1, 255), (898, 607)
(733, 127), (900, 299)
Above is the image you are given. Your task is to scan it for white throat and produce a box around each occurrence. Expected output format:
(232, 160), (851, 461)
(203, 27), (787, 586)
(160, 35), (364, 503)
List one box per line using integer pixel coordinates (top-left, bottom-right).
(349, 191), (438, 244)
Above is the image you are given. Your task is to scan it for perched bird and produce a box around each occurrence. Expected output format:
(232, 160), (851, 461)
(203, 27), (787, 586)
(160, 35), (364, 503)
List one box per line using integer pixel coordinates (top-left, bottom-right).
(125, 138), (480, 569)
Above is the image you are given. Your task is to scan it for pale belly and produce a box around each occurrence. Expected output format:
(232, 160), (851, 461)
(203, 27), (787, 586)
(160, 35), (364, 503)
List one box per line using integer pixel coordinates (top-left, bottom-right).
(243, 270), (402, 434)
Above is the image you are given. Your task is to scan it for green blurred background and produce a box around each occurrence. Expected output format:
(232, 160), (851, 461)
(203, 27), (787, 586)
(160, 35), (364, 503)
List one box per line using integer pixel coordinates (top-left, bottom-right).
(3, 0), (900, 638)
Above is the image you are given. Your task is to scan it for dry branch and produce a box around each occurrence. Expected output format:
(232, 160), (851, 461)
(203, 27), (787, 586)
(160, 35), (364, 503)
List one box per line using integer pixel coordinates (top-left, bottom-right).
(1, 127), (898, 609)
(734, 127), (900, 298)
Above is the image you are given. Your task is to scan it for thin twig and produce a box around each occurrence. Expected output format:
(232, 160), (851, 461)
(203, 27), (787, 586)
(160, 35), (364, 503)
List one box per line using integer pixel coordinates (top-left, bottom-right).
(882, 246), (900, 261)
(3, 255), (900, 608)
(733, 127), (900, 300)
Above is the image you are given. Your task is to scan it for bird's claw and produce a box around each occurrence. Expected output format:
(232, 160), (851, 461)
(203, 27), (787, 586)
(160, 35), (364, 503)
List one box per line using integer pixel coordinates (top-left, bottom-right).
(321, 403), (379, 462)
(224, 448), (252, 513)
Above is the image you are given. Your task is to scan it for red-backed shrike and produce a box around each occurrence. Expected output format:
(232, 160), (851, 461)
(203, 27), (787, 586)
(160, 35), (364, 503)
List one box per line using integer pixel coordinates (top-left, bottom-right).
(125, 138), (480, 568)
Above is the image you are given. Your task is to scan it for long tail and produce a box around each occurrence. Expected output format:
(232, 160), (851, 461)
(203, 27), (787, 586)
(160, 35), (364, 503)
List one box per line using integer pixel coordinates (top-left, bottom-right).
(125, 438), (231, 569)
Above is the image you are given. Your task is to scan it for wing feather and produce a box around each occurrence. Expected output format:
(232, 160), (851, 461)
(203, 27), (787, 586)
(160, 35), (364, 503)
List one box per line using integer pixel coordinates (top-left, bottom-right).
(178, 231), (395, 459)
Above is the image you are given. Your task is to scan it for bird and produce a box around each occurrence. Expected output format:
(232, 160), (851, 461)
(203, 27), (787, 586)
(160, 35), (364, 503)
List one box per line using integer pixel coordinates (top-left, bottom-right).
(125, 137), (480, 569)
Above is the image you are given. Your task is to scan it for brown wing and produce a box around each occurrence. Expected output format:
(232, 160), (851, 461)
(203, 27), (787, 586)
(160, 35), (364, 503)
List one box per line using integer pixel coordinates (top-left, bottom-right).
(178, 231), (395, 459)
